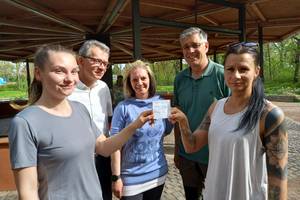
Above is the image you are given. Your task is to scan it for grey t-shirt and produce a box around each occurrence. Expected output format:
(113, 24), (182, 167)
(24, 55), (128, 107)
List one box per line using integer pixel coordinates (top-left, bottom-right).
(8, 101), (103, 200)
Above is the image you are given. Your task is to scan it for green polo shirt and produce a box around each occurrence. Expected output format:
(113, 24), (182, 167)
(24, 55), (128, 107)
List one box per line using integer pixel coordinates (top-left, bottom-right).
(173, 60), (230, 164)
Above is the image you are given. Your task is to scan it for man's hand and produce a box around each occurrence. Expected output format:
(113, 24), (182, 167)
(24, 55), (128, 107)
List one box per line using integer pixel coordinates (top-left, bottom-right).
(169, 107), (188, 125)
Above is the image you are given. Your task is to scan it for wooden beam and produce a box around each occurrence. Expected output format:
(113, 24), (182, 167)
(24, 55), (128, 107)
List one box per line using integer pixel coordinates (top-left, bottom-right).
(0, 18), (82, 34)
(140, 16), (241, 35)
(118, 40), (177, 57)
(0, 35), (83, 42)
(3, 0), (94, 33)
(0, 38), (83, 52)
(58, 9), (103, 17)
(23, 40), (84, 60)
(0, 31), (80, 37)
(246, 29), (258, 38)
(161, 6), (230, 22)
(0, 53), (20, 58)
(141, 40), (179, 49)
(280, 28), (300, 40)
(118, 38), (179, 48)
(102, 0), (130, 33)
(96, 0), (118, 33)
(140, 0), (190, 12)
(112, 42), (133, 56)
(223, 17), (300, 29)
(249, 3), (266, 21)
(200, 16), (219, 26)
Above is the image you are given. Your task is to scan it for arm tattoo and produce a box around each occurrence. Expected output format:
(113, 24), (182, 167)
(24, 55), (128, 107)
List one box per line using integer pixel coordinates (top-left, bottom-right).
(196, 112), (211, 132)
(268, 185), (281, 199)
(263, 107), (288, 199)
(264, 107), (288, 180)
(179, 121), (196, 147)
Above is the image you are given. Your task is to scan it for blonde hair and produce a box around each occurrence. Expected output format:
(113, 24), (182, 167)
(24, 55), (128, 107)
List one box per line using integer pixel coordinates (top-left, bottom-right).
(123, 60), (156, 98)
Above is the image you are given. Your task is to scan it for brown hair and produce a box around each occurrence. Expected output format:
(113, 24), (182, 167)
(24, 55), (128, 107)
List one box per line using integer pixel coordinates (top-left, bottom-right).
(28, 44), (76, 105)
(17, 45), (75, 108)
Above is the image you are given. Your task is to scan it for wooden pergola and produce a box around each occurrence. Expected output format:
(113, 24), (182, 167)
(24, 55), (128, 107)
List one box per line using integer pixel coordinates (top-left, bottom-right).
(0, 1), (300, 190)
(0, 0), (299, 86)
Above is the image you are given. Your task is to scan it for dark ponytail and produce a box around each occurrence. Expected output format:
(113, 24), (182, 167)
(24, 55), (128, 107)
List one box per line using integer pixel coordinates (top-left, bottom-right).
(224, 43), (266, 132)
(236, 76), (266, 132)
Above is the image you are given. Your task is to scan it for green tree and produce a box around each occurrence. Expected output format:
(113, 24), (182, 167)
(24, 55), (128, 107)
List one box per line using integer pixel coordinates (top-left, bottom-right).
(0, 61), (15, 81)
(294, 37), (300, 82)
(112, 64), (122, 75)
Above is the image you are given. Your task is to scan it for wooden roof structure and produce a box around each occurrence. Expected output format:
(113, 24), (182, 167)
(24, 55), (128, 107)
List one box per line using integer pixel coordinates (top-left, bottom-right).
(0, 0), (300, 64)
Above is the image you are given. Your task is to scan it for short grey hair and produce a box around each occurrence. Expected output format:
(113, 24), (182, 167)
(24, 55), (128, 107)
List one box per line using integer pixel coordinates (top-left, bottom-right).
(180, 27), (208, 42)
(78, 40), (110, 57)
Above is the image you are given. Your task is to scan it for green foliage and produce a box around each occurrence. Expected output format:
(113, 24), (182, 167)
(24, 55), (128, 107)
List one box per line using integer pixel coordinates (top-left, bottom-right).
(0, 61), (15, 82)
(0, 90), (27, 99)
(0, 34), (299, 101)
(0, 61), (30, 100)
(264, 36), (299, 81)
(0, 84), (27, 99)
(112, 64), (123, 75)
(157, 85), (173, 93)
(264, 80), (300, 96)
(151, 60), (180, 86)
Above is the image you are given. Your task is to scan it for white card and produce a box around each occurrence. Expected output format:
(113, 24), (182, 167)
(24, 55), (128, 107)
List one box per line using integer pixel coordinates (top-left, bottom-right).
(153, 100), (171, 119)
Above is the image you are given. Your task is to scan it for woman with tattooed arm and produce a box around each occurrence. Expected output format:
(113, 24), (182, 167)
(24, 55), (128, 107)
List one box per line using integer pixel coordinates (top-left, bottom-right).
(169, 42), (288, 200)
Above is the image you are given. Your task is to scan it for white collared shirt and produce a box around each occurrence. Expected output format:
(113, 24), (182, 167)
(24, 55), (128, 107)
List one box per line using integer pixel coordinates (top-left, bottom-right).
(68, 80), (113, 136)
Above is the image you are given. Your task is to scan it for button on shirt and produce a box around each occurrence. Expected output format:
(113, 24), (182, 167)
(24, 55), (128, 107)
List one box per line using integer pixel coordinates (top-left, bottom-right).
(69, 80), (113, 136)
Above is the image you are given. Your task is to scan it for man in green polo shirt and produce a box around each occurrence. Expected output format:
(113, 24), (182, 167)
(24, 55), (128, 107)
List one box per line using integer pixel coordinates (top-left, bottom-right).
(173, 27), (230, 199)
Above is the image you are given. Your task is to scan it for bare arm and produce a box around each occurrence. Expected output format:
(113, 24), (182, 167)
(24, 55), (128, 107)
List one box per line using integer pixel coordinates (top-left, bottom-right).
(178, 112), (209, 153)
(173, 123), (181, 167)
(169, 105), (214, 153)
(96, 110), (153, 157)
(13, 167), (39, 200)
(111, 150), (123, 198)
(263, 106), (288, 200)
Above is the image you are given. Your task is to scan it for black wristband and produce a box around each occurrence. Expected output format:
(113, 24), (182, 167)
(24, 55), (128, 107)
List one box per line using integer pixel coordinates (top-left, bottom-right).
(111, 175), (120, 182)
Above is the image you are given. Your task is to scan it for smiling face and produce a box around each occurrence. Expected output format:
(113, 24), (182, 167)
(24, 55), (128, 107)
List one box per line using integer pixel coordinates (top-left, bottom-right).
(35, 51), (79, 100)
(224, 53), (260, 95)
(78, 46), (109, 87)
(129, 67), (150, 99)
(180, 33), (209, 69)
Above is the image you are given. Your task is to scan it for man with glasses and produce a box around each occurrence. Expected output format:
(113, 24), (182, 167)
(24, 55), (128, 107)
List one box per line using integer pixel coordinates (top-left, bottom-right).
(173, 27), (230, 199)
(69, 40), (113, 200)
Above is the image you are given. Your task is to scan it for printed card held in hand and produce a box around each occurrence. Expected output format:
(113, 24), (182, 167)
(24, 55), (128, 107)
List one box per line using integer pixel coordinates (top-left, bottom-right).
(153, 100), (171, 119)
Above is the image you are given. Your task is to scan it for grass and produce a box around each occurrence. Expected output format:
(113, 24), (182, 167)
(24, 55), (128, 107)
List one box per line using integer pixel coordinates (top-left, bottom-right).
(157, 85), (173, 93)
(0, 83), (28, 100)
(0, 81), (299, 101)
(157, 81), (300, 101)
(0, 90), (27, 100)
(264, 80), (300, 96)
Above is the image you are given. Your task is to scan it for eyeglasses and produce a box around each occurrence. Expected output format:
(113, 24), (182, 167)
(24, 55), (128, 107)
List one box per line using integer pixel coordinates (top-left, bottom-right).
(182, 42), (205, 51)
(82, 56), (109, 67)
(228, 42), (258, 50)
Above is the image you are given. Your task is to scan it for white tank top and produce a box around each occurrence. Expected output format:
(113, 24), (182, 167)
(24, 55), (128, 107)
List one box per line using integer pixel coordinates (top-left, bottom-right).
(204, 98), (268, 200)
